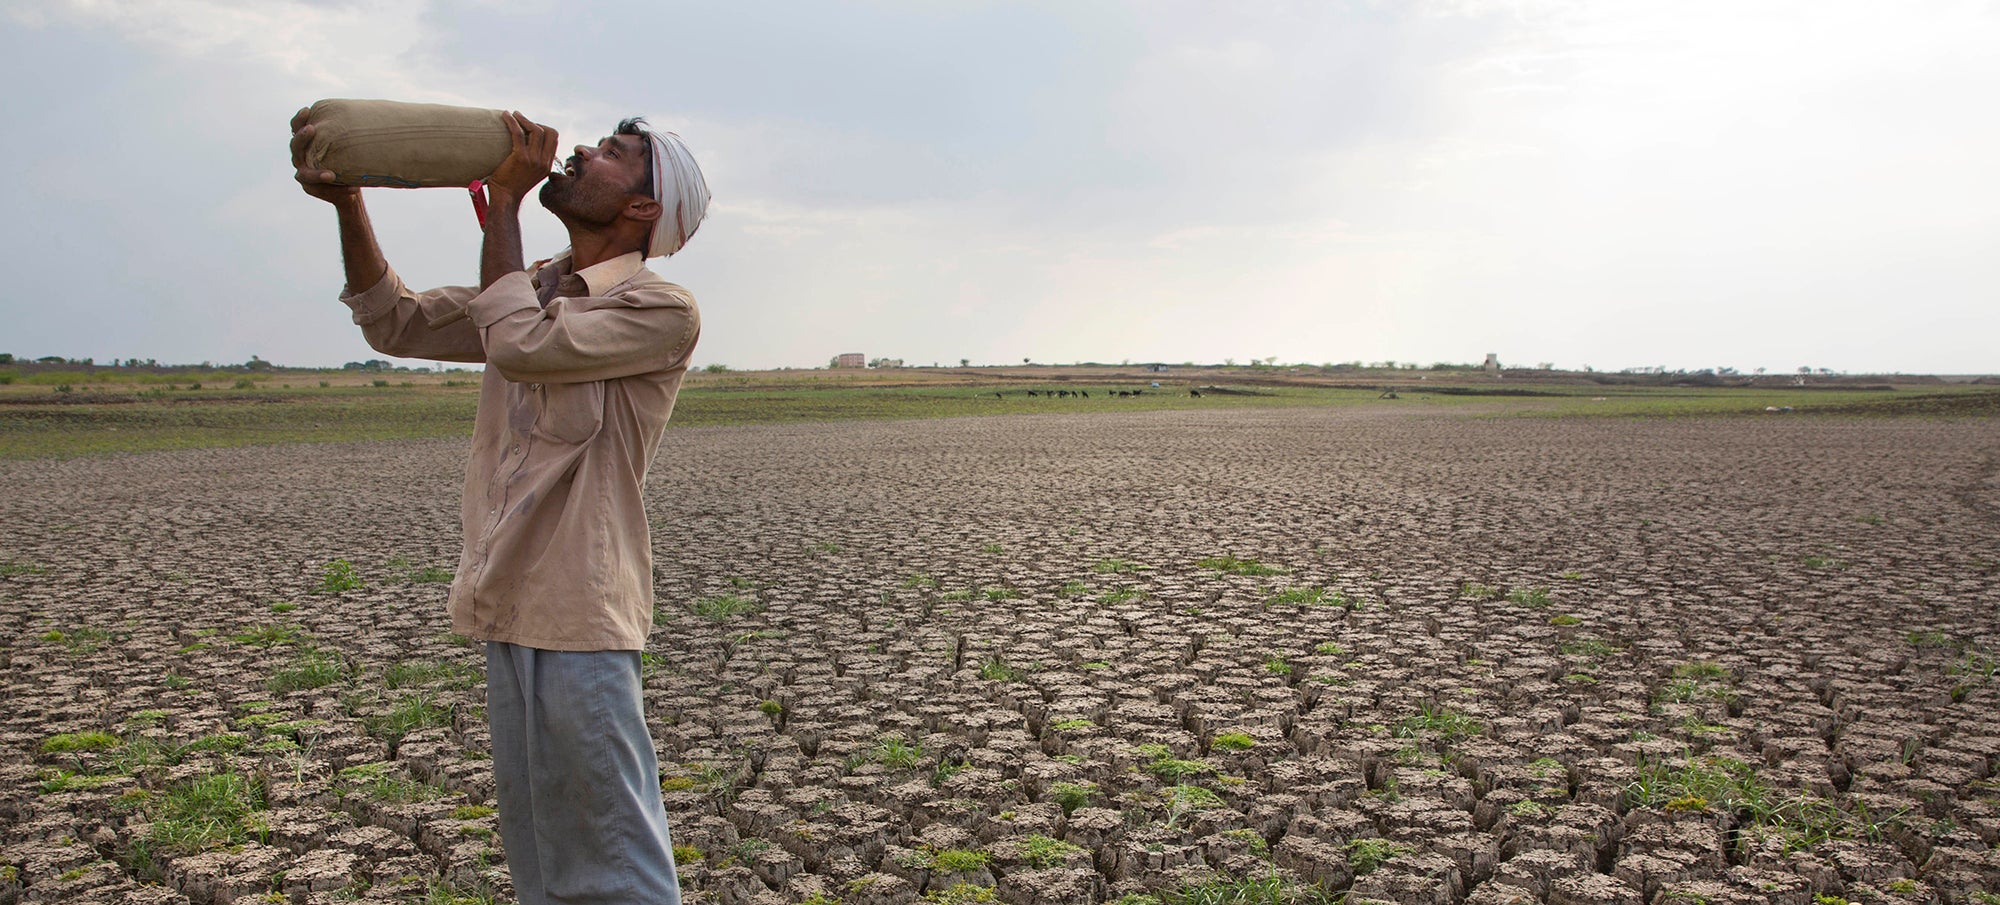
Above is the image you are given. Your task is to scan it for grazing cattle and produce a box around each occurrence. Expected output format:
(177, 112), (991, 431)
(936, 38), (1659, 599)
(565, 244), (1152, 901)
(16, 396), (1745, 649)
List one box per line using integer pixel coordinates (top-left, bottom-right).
(1189, 389), (1202, 397)
(1081, 391), (1089, 398)
(1027, 391), (1039, 397)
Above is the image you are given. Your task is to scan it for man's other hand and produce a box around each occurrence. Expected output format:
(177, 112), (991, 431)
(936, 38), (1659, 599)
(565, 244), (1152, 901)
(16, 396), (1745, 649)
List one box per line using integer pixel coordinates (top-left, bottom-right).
(290, 107), (359, 204)
(487, 112), (559, 202)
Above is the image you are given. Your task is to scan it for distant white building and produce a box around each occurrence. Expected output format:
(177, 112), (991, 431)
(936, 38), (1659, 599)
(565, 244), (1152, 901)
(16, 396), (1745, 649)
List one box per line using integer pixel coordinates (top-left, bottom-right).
(1483, 353), (1501, 374)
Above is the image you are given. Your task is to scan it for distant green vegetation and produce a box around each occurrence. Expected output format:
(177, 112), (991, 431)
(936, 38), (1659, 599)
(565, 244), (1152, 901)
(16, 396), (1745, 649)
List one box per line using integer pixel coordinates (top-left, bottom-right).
(2, 372), (1992, 460)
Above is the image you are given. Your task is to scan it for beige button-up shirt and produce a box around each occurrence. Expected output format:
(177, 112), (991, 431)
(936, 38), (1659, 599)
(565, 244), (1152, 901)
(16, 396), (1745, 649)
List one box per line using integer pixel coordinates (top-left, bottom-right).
(342, 251), (698, 651)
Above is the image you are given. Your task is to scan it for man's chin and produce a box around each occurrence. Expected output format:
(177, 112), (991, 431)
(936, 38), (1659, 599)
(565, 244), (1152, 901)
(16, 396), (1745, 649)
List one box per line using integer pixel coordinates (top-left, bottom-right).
(537, 178), (567, 211)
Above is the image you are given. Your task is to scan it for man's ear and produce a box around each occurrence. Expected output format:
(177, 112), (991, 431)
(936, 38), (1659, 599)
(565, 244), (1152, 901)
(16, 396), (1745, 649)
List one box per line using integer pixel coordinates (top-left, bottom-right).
(624, 196), (663, 225)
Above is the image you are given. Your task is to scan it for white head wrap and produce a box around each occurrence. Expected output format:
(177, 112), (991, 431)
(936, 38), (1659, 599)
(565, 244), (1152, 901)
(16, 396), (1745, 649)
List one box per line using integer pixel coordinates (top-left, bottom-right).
(641, 128), (709, 258)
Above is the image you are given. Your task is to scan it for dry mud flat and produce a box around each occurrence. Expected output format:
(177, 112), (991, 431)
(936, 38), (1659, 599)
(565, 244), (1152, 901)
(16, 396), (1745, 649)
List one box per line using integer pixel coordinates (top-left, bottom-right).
(1, 408), (1997, 905)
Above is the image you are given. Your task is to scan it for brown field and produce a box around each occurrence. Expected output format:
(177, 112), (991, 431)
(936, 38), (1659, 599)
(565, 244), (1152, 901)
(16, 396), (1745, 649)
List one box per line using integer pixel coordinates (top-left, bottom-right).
(2, 406), (1997, 905)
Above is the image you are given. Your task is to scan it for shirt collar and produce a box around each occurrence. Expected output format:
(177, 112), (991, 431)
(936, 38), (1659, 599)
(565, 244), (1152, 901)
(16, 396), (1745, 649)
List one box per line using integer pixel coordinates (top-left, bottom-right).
(538, 250), (647, 297)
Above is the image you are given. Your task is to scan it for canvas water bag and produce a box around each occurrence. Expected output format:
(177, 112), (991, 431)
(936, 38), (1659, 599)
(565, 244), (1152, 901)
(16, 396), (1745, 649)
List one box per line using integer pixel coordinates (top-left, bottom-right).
(304, 99), (515, 188)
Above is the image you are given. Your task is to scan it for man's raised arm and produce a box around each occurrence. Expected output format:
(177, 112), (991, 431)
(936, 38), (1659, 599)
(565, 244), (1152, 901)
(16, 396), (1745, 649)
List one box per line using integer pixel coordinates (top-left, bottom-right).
(291, 107), (483, 362)
(290, 107), (386, 294)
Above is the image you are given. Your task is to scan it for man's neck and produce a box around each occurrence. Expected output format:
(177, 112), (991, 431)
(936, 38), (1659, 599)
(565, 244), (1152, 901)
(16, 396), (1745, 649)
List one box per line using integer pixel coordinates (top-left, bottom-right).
(565, 231), (643, 271)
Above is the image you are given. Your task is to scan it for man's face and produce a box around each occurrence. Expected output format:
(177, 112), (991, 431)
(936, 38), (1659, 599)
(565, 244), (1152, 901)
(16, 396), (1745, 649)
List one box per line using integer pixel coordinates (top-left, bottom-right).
(539, 133), (650, 227)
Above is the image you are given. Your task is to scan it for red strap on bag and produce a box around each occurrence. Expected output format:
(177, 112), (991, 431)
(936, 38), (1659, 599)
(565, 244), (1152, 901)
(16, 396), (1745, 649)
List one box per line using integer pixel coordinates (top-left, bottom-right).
(468, 179), (489, 227)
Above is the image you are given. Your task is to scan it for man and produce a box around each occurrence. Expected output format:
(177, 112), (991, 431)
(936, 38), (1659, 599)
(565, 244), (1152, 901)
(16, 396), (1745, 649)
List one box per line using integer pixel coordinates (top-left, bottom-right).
(290, 107), (710, 905)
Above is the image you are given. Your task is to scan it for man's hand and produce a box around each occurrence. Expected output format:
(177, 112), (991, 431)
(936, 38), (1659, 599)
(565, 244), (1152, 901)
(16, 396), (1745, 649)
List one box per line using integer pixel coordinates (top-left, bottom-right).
(290, 107), (358, 205)
(485, 112), (559, 203)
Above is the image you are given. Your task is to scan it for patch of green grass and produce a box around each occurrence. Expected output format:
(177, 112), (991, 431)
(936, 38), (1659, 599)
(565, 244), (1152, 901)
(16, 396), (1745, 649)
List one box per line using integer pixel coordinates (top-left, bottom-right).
(1198, 555), (1285, 576)
(1210, 732), (1256, 752)
(346, 768), (447, 803)
(980, 543), (1004, 555)
(1265, 586), (1344, 607)
(1136, 744), (1214, 783)
(1672, 661), (1731, 680)
(1098, 586), (1145, 604)
(691, 593), (761, 620)
(1092, 558), (1149, 573)
(900, 572), (938, 589)
(981, 586), (1021, 600)
(1395, 704), (1483, 743)
(1626, 754), (1900, 852)
(930, 848), (990, 872)
(1, 560), (47, 576)
(315, 559), (363, 594)
(1905, 630), (1957, 649)
(1049, 781), (1095, 815)
(1057, 580), (1089, 597)
(1507, 586), (1552, 607)
(1560, 637), (1625, 658)
(42, 730), (119, 753)
(1549, 614), (1581, 626)
(1263, 654), (1291, 676)
(37, 768), (119, 793)
(1509, 800), (1550, 820)
(869, 734), (924, 769)
(1161, 870), (1334, 905)
(1164, 783), (1226, 813)
(232, 623), (305, 647)
(362, 693), (451, 745)
(1313, 641), (1344, 656)
(1218, 827), (1270, 857)
(978, 654), (1021, 682)
(41, 624), (112, 653)
(1344, 838), (1412, 875)
(136, 770), (267, 864)
(1460, 581), (1501, 600)
(922, 882), (997, 905)
(1015, 833), (1083, 868)
(267, 646), (347, 694)
(384, 555), (455, 584)
(1050, 718), (1096, 733)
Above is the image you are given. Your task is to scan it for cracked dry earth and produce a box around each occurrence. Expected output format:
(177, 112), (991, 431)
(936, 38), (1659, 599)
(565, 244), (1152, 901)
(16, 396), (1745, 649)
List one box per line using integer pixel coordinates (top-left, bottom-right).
(2, 407), (1998, 905)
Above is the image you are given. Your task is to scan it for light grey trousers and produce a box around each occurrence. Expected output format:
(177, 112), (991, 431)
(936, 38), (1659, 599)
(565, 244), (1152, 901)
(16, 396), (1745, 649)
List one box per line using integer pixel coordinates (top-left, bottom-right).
(486, 642), (681, 905)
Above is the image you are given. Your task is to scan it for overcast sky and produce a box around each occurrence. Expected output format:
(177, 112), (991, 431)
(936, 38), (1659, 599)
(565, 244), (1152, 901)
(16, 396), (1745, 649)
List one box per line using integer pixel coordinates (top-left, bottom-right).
(2, 0), (1995, 373)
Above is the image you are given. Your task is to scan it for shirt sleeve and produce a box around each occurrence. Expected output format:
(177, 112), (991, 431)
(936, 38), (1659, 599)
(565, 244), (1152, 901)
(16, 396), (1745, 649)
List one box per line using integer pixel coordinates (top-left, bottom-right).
(340, 268), (488, 363)
(467, 272), (700, 384)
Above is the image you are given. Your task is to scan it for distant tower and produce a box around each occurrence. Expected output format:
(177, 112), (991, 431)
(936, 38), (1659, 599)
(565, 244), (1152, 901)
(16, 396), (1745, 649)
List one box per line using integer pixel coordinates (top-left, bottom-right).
(1483, 353), (1501, 375)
